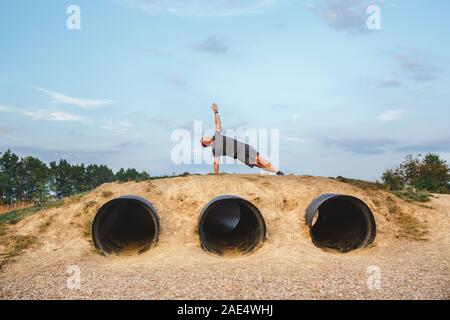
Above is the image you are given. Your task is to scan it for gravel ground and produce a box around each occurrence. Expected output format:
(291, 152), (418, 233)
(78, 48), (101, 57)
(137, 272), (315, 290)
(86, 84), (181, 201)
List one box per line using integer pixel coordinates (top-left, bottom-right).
(1, 241), (448, 300)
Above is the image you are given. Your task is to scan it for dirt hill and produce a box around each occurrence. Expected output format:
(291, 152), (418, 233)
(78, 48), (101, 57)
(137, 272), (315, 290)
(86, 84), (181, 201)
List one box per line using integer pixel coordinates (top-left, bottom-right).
(0, 175), (449, 299)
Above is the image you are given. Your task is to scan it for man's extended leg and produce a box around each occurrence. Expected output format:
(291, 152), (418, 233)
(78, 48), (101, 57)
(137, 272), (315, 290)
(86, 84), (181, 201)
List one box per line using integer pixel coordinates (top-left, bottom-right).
(254, 155), (283, 174)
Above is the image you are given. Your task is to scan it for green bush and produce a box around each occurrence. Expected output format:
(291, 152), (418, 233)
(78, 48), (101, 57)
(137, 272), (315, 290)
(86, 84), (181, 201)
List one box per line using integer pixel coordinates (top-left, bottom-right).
(381, 169), (403, 191)
(381, 154), (449, 194)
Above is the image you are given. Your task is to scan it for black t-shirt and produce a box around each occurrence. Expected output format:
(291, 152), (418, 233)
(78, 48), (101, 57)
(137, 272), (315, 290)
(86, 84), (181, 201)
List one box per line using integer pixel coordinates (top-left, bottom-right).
(211, 131), (258, 164)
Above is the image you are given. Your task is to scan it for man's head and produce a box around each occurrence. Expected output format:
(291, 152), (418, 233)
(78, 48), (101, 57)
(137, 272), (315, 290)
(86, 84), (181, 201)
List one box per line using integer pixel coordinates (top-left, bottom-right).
(200, 136), (214, 148)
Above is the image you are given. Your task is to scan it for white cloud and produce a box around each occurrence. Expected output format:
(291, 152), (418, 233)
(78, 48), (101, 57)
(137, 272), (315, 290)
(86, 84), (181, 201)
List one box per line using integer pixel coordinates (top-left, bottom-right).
(19, 109), (83, 122)
(115, 0), (276, 17)
(0, 105), (13, 112)
(283, 136), (307, 143)
(324, 137), (396, 154)
(291, 113), (302, 121)
(101, 120), (135, 132)
(376, 110), (404, 122)
(1, 103), (83, 122)
(31, 86), (116, 108)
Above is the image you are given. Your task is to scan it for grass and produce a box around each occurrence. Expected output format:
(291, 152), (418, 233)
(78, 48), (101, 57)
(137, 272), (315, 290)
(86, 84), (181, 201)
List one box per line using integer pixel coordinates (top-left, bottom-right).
(64, 191), (90, 204)
(0, 200), (64, 226)
(101, 191), (113, 198)
(83, 220), (93, 237)
(0, 201), (34, 216)
(0, 192), (93, 270)
(149, 172), (196, 180)
(38, 215), (55, 233)
(417, 204), (433, 210)
(0, 234), (38, 271)
(0, 197), (72, 270)
(335, 176), (431, 203)
(335, 176), (386, 191)
(81, 201), (96, 239)
(83, 200), (97, 211)
(386, 196), (429, 241)
(0, 190), (98, 227)
(6, 235), (37, 258)
(391, 189), (431, 203)
(0, 203), (60, 271)
(114, 172), (195, 184)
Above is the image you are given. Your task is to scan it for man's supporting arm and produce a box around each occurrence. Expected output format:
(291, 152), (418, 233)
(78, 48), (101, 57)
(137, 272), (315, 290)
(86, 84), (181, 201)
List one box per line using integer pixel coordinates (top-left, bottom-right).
(214, 157), (220, 175)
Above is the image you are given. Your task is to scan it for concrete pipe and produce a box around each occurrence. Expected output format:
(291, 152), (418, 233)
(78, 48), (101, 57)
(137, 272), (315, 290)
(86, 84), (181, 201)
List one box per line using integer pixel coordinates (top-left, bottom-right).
(92, 195), (160, 255)
(305, 194), (376, 252)
(198, 195), (266, 255)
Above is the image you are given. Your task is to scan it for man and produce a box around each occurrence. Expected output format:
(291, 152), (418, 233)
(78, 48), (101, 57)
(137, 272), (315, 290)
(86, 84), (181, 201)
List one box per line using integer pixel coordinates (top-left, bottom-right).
(200, 103), (285, 176)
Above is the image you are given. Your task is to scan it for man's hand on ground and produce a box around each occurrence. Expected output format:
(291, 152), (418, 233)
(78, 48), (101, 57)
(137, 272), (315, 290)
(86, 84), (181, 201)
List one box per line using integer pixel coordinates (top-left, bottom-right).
(211, 103), (219, 113)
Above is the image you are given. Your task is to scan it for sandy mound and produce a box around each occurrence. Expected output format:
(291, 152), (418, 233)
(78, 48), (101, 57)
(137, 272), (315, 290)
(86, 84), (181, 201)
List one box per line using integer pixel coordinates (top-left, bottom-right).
(0, 175), (449, 299)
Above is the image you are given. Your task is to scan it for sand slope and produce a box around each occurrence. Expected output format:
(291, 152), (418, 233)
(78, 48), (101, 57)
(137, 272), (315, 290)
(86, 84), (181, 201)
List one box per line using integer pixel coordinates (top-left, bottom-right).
(0, 175), (449, 299)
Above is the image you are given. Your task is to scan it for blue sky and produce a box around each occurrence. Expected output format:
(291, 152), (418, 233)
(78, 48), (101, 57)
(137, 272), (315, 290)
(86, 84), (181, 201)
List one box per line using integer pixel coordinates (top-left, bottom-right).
(1, 0), (449, 180)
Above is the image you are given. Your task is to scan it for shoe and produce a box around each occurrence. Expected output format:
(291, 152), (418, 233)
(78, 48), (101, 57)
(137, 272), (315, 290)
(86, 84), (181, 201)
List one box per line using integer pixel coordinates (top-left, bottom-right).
(276, 171), (285, 176)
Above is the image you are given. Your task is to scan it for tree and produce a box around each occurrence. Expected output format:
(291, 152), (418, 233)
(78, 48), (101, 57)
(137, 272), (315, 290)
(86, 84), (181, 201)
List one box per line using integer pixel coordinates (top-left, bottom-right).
(1, 149), (152, 204)
(382, 154), (450, 193)
(381, 169), (403, 191)
(0, 150), (22, 204)
(20, 156), (50, 203)
(49, 160), (76, 198)
(71, 163), (88, 194)
(139, 170), (151, 181)
(398, 155), (421, 187)
(96, 165), (115, 185)
(115, 168), (127, 182)
(0, 169), (4, 204)
(415, 154), (449, 193)
(115, 168), (150, 182)
(85, 164), (115, 189)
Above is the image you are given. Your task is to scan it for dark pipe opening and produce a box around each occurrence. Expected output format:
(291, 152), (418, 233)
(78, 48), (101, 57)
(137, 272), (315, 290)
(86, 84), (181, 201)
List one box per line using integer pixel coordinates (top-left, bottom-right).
(199, 196), (266, 255)
(305, 194), (376, 253)
(92, 196), (160, 255)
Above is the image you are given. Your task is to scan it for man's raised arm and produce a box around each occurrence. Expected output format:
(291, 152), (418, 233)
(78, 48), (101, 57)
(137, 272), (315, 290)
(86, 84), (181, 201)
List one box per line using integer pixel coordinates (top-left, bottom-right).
(211, 103), (221, 132)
